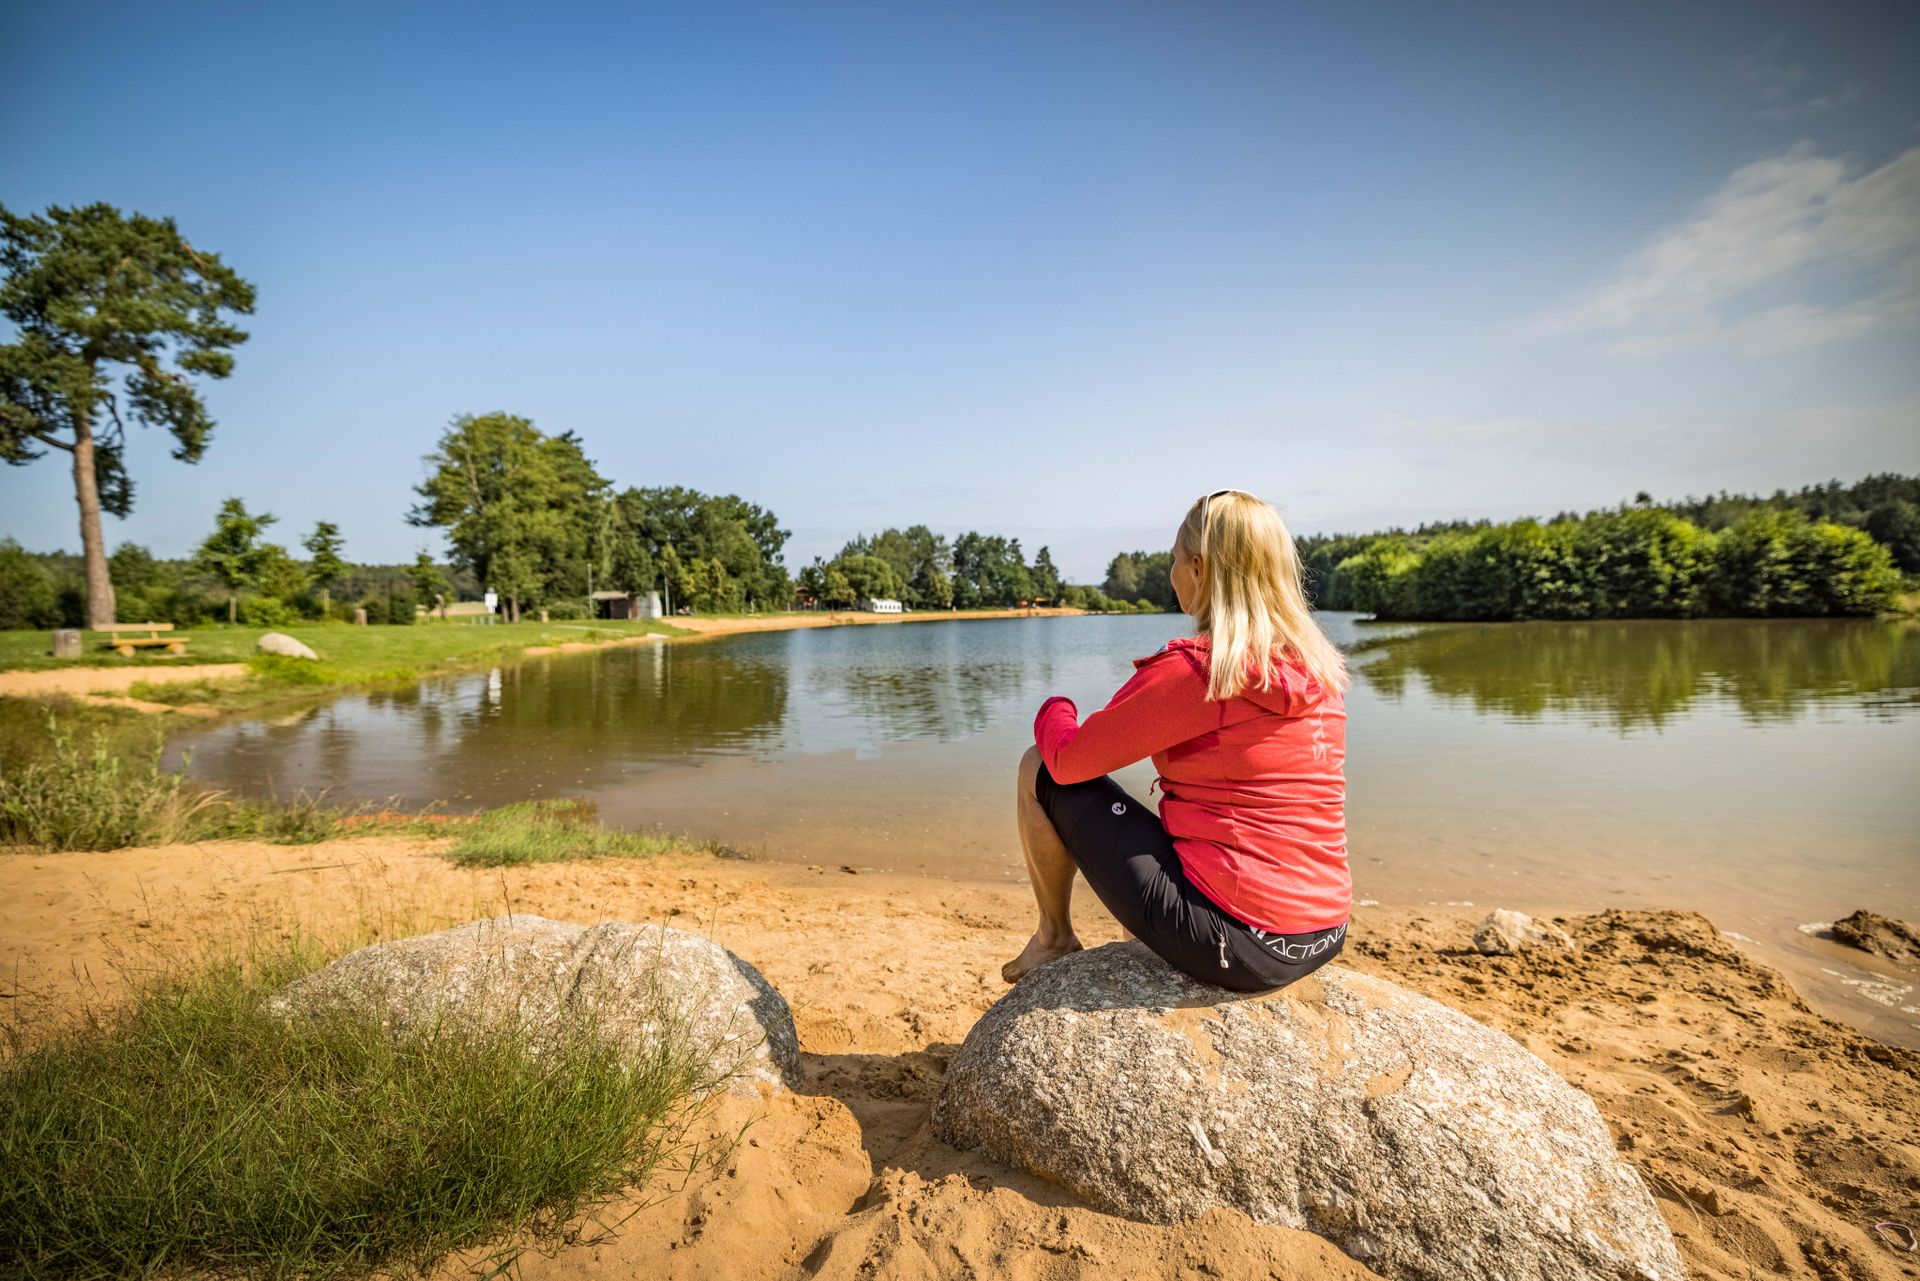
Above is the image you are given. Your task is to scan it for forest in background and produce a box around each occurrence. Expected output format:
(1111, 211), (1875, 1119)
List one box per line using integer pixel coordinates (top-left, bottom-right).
(1293, 474), (1917, 620)
(3, 470), (1915, 631)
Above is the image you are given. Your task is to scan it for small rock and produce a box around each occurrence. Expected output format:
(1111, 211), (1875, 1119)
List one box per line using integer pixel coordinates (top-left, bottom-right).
(1474, 908), (1575, 955)
(1830, 910), (1920, 967)
(256, 632), (319, 660)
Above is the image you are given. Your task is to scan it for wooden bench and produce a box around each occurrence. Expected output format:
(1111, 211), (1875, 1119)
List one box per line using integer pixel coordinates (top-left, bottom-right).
(98, 622), (190, 657)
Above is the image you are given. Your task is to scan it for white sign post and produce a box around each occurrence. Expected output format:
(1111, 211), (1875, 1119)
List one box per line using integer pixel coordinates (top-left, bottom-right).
(483, 590), (498, 624)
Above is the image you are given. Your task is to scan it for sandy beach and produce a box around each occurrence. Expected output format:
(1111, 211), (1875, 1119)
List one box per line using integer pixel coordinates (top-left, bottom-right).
(4, 836), (1915, 1280)
(663, 606), (1089, 640)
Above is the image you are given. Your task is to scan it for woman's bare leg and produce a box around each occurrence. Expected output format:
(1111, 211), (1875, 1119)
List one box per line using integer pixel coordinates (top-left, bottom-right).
(1003, 746), (1085, 981)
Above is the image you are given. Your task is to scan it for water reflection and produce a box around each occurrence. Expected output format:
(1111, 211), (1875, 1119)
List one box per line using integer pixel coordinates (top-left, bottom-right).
(1349, 618), (1920, 731)
(171, 616), (1183, 807)
(172, 638), (794, 806)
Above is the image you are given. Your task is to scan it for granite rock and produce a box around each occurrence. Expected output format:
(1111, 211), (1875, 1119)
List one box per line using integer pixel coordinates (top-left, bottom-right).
(933, 943), (1681, 1281)
(255, 632), (319, 660)
(266, 914), (797, 1098)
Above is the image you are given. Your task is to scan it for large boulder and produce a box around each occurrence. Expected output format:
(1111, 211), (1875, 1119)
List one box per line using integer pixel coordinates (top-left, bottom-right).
(933, 943), (1681, 1281)
(266, 914), (798, 1098)
(255, 631), (319, 660)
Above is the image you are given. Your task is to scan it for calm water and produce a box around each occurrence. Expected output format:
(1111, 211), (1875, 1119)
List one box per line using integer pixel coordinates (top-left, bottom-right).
(172, 614), (1920, 1045)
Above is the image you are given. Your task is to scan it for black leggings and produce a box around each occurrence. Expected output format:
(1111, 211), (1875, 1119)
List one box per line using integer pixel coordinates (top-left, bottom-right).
(1034, 762), (1346, 993)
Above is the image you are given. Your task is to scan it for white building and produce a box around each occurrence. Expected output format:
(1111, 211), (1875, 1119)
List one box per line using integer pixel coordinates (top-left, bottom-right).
(864, 597), (903, 613)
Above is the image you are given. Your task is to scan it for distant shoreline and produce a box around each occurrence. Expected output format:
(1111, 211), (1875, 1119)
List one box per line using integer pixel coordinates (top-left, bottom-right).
(660, 604), (1092, 643)
(0, 607), (1098, 714)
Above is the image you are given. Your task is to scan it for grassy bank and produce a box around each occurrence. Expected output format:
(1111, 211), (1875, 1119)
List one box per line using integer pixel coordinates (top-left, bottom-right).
(2, 617), (681, 674)
(0, 619), (684, 718)
(0, 923), (723, 1281)
(0, 708), (754, 863)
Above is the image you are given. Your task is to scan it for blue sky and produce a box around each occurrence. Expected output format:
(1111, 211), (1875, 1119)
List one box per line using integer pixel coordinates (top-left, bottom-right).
(4, 1), (1917, 583)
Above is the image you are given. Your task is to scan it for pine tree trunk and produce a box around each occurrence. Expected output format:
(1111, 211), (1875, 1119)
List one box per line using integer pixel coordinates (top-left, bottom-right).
(229, 594), (238, 625)
(322, 587), (331, 620)
(71, 414), (117, 629)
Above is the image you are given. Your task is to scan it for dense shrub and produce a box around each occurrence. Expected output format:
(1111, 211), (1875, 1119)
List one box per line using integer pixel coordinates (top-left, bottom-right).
(1711, 510), (1902, 616)
(360, 589), (419, 625)
(1865, 499), (1920, 575)
(237, 595), (294, 628)
(1329, 507), (1897, 621)
(0, 540), (61, 629)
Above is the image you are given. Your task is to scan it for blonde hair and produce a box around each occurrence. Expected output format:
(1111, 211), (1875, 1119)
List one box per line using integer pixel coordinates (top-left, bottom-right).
(1177, 491), (1350, 702)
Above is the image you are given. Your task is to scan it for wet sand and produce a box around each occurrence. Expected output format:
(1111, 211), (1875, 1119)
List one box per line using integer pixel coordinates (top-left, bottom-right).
(4, 837), (1916, 1280)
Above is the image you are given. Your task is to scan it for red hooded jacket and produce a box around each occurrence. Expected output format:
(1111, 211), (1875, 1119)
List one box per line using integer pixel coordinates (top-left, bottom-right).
(1033, 635), (1349, 934)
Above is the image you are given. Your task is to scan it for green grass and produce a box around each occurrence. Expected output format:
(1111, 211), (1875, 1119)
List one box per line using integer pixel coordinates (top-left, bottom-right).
(0, 925), (725, 1281)
(444, 799), (754, 869)
(0, 712), (345, 851)
(0, 618), (685, 682)
(0, 710), (749, 865)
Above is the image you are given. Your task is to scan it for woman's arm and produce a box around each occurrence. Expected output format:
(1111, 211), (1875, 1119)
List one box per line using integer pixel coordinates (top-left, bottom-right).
(1034, 653), (1223, 784)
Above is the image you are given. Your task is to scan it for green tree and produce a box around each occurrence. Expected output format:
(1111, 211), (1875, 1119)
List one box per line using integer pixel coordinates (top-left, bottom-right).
(1713, 511), (1898, 616)
(0, 539), (61, 629)
(1031, 546), (1062, 602)
(1866, 500), (1920, 575)
(0, 203), (255, 627)
(835, 554), (904, 604)
(1103, 550), (1176, 611)
(108, 542), (164, 595)
(408, 551), (446, 607)
(657, 543), (694, 614)
(1337, 538), (1421, 618)
(408, 413), (608, 622)
(614, 486), (792, 610)
(822, 567), (857, 608)
(256, 543), (308, 604)
(839, 525), (952, 608)
(302, 521), (347, 619)
(193, 498), (277, 624)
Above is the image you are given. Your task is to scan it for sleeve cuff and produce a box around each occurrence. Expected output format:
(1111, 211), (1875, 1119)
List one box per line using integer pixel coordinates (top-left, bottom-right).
(1034, 695), (1077, 744)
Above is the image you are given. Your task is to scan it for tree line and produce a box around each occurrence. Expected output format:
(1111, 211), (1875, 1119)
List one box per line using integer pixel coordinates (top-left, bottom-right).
(1296, 475), (1916, 621)
(796, 529), (1162, 613)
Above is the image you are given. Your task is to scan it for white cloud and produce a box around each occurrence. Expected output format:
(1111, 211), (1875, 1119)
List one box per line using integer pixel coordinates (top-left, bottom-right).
(1537, 143), (1920, 354)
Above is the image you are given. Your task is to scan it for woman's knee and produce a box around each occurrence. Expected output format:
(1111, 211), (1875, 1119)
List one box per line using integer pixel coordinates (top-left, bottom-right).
(1018, 744), (1044, 794)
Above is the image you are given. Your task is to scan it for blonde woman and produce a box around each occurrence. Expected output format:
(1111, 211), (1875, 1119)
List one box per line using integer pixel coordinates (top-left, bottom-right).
(1004, 489), (1352, 989)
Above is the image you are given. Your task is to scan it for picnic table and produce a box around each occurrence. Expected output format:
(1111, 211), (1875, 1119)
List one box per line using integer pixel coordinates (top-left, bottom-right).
(98, 622), (190, 657)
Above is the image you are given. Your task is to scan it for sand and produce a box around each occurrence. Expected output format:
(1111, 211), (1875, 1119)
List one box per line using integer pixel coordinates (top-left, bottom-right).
(664, 606), (1088, 640)
(0, 661), (243, 714)
(4, 838), (1917, 1279)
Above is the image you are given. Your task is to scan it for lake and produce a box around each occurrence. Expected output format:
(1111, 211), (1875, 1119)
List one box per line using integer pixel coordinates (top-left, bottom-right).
(171, 612), (1920, 1046)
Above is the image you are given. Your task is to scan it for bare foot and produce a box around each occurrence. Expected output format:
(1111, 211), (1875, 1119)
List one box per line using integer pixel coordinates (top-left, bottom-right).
(1001, 932), (1083, 983)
